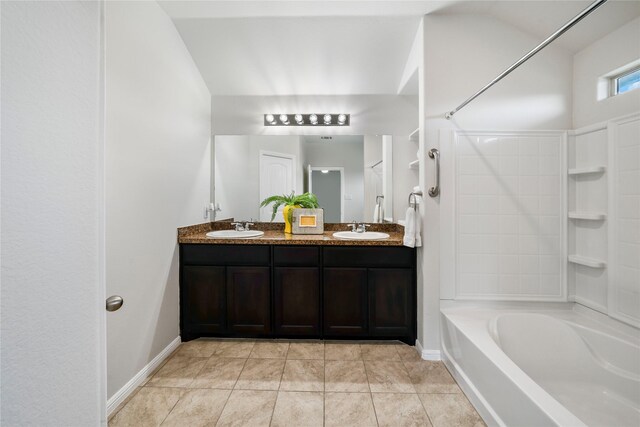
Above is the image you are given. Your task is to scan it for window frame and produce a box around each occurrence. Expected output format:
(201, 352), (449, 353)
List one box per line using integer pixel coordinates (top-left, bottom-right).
(610, 66), (640, 97)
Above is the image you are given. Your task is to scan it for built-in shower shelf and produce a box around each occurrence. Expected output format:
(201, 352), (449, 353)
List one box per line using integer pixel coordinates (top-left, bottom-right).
(568, 166), (606, 176)
(568, 255), (607, 269)
(409, 128), (419, 142)
(409, 159), (419, 169)
(568, 211), (607, 220)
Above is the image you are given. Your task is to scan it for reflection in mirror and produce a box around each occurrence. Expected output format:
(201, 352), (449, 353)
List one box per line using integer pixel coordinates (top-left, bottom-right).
(213, 135), (393, 223)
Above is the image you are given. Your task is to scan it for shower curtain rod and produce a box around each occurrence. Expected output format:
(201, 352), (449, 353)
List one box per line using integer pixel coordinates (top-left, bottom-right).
(444, 0), (609, 120)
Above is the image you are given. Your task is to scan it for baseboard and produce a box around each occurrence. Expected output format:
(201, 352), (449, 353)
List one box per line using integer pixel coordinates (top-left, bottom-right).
(415, 339), (441, 361)
(106, 336), (181, 416)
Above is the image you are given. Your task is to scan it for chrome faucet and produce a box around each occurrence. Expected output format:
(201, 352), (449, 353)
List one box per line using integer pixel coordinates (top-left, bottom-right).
(231, 221), (254, 231)
(347, 222), (369, 233)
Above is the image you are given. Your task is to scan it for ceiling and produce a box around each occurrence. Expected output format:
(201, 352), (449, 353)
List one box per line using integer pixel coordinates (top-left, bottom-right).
(160, 0), (640, 97)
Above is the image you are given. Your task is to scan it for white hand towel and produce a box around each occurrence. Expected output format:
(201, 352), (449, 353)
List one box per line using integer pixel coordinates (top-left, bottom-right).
(403, 207), (416, 248)
(373, 204), (380, 223)
(414, 205), (422, 247)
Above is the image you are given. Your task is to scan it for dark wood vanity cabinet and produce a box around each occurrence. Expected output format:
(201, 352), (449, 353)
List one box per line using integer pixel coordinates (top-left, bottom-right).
(180, 244), (416, 343)
(226, 266), (271, 334)
(323, 268), (368, 336)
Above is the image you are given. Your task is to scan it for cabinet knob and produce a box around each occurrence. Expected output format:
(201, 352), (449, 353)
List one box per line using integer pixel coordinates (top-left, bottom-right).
(106, 295), (124, 312)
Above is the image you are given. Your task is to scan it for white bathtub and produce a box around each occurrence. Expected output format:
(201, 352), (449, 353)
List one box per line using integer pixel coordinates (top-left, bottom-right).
(440, 301), (640, 427)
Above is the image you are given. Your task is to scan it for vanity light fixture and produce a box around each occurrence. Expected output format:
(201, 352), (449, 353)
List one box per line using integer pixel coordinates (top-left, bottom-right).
(321, 170), (329, 173)
(263, 113), (349, 127)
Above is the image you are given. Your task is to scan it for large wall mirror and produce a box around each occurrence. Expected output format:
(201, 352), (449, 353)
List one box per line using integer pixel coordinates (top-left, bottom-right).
(213, 135), (394, 223)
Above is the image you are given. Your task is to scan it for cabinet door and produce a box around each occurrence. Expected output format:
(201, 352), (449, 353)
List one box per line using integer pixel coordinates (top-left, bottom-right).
(323, 268), (368, 336)
(274, 267), (320, 335)
(369, 268), (412, 337)
(226, 266), (271, 334)
(182, 266), (226, 333)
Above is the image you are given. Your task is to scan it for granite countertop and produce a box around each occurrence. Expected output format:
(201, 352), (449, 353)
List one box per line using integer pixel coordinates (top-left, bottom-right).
(178, 221), (406, 246)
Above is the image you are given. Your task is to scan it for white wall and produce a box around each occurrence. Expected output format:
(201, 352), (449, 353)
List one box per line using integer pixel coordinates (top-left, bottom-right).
(573, 17), (640, 128)
(419, 14), (573, 353)
(105, 0), (211, 400)
(1, 1), (104, 424)
(212, 94), (418, 136)
(364, 136), (383, 222)
(303, 138), (365, 222)
(214, 136), (253, 220)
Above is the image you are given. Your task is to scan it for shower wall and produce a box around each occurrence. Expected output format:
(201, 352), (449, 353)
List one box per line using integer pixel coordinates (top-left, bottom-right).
(441, 131), (565, 300)
(568, 115), (640, 328)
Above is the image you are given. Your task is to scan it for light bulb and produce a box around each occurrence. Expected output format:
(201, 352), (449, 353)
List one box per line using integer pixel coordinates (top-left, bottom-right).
(323, 114), (332, 124)
(279, 114), (289, 125)
(337, 114), (347, 125)
(294, 114), (304, 125)
(309, 114), (318, 125)
(321, 170), (329, 174)
(265, 114), (275, 124)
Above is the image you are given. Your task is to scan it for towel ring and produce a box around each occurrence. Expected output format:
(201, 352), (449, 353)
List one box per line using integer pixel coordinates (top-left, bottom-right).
(408, 191), (423, 210)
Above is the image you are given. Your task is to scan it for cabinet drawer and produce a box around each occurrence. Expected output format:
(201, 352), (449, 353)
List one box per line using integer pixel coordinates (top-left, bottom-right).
(323, 247), (413, 268)
(274, 246), (319, 266)
(181, 244), (270, 266)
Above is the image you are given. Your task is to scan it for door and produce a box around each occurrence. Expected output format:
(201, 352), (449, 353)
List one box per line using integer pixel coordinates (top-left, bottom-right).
(226, 267), (271, 334)
(274, 267), (320, 335)
(259, 151), (296, 221)
(182, 266), (227, 334)
(323, 268), (368, 336)
(368, 268), (412, 336)
(309, 167), (344, 222)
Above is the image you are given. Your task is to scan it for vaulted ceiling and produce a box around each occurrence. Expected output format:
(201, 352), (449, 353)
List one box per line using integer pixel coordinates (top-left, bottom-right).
(159, 0), (640, 96)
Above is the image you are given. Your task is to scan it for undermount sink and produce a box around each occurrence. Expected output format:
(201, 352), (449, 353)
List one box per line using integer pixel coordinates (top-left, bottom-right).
(206, 230), (264, 239)
(332, 231), (390, 240)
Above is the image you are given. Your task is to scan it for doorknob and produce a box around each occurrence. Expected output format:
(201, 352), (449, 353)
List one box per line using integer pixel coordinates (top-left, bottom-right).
(106, 295), (124, 312)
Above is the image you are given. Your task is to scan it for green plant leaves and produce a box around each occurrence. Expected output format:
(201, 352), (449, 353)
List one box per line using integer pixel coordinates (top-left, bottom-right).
(259, 192), (319, 221)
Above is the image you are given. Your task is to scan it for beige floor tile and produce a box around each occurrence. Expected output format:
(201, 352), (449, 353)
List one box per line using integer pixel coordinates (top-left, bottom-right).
(108, 387), (142, 422)
(109, 387), (183, 427)
(287, 342), (324, 360)
(213, 341), (255, 358)
(249, 342), (290, 359)
(279, 359), (324, 392)
(215, 390), (277, 427)
(365, 360), (415, 393)
(324, 360), (370, 392)
(161, 389), (230, 426)
(147, 356), (208, 388)
(396, 345), (423, 362)
(404, 361), (460, 394)
(419, 393), (485, 427)
(372, 393), (433, 427)
(270, 391), (324, 427)
(325, 343), (362, 360)
(235, 358), (285, 390)
(190, 357), (246, 389)
(175, 339), (220, 358)
(324, 392), (378, 427)
(360, 343), (401, 361)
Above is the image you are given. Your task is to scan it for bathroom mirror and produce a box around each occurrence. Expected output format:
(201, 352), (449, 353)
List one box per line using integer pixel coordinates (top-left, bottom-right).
(212, 134), (393, 223)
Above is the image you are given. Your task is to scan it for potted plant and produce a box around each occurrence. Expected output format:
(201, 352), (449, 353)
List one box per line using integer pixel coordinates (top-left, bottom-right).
(260, 192), (319, 233)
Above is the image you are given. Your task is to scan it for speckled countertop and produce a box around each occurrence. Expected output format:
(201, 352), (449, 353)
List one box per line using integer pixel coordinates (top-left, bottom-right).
(178, 221), (406, 246)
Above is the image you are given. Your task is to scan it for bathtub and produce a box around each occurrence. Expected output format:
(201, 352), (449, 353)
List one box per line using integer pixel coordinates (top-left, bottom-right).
(440, 301), (640, 427)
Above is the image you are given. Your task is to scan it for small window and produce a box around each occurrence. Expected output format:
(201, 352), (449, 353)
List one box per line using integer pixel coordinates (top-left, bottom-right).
(612, 67), (640, 96)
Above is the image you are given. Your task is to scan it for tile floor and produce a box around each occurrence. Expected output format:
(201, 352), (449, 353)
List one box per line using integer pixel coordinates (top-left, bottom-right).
(109, 339), (485, 427)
